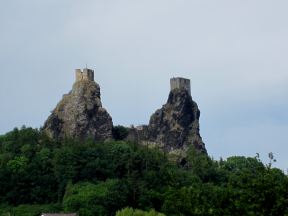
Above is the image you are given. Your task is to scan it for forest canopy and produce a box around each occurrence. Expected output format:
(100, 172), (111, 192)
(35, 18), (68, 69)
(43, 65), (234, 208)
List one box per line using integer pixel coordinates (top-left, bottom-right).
(0, 127), (287, 216)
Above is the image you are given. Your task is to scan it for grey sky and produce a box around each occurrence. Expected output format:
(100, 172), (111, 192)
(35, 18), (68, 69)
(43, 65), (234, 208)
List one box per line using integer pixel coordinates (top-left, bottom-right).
(1, 0), (287, 170)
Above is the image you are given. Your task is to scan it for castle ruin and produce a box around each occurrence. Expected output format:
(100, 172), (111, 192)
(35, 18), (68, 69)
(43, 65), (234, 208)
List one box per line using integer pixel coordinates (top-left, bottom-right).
(126, 76), (205, 154)
(75, 68), (94, 82)
(170, 77), (191, 95)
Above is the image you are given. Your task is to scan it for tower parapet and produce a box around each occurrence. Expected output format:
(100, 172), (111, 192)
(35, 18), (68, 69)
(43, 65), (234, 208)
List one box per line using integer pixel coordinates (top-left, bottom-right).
(75, 68), (94, 82)
(170, 77), (191, 95)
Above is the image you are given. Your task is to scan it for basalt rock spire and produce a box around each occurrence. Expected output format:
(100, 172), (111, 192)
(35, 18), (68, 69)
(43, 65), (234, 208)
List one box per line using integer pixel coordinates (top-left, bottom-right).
(128, 77), (206, 154)
(43, 68), (113, 140)
(147, 80), (206, 153)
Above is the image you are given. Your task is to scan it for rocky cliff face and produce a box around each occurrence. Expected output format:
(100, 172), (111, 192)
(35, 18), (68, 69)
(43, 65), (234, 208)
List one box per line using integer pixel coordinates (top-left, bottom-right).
(143, 88), (206, 153)
(43, 79), (113, 140)
(43, 71), (206, 154)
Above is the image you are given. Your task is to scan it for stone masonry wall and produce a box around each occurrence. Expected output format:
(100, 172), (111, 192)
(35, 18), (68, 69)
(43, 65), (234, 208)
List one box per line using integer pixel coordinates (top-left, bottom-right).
(170, 77), (191, 95)
(75, 68), (94, 82)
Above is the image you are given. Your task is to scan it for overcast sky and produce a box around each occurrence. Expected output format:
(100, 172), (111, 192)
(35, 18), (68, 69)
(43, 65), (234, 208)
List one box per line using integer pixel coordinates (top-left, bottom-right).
(0, 0), (287, 170)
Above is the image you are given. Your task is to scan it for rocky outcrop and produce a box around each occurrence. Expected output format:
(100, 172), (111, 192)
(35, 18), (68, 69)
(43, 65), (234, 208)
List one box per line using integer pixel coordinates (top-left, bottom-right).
(43, 71), (113, 140)
(127, 86), (206, 155)
(147, 88), (206, 153)
(42, 71), (206, 155)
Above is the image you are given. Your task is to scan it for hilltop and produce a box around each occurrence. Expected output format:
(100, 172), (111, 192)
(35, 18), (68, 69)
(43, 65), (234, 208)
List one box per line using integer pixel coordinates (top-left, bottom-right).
(43, 68), (206, 156)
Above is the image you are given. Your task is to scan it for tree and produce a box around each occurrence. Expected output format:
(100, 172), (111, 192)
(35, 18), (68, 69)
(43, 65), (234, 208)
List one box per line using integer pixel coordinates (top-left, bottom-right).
(63, 179), (128, 216)
(112, 126), (129, 141)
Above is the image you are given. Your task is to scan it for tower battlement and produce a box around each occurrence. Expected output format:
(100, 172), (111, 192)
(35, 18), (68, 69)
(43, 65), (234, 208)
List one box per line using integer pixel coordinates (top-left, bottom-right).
(75, 68), (94, 82)
(170, 77), (191, 95)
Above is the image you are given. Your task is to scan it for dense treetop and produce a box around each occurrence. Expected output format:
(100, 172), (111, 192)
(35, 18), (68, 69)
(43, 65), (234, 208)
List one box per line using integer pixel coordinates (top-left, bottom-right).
(0, 127), (287, 215)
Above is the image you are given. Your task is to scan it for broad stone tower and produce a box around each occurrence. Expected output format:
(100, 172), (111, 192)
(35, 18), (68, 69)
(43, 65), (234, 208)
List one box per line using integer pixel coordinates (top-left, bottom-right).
(170, 77), (191, 95)
(75, 68), (94, 82)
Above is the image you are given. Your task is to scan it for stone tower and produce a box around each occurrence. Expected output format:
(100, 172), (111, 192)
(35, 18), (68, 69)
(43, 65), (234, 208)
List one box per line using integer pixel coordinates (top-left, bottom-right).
(75, 68), (94, 82)
(170, 77), (191, 95)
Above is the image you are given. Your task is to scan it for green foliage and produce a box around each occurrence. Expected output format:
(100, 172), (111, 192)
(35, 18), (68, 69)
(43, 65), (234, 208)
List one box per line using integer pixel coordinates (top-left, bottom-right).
(0, 127), (287, 215)
(0, 204), (11, 216)
(13, 204), (62, 216)
(63, 180), (127, 216)
(116, 207), (165, 216)
(112, 125), (129, 140)
(7, 156), (29, 173)
(0, 204), (62, 216)
(185, 146), (219, 182)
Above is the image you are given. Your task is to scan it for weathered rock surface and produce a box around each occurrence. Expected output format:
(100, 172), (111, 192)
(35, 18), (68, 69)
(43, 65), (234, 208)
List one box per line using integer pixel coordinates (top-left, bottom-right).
(147, 88), (206, 153)
(43, 78), (113, 140)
